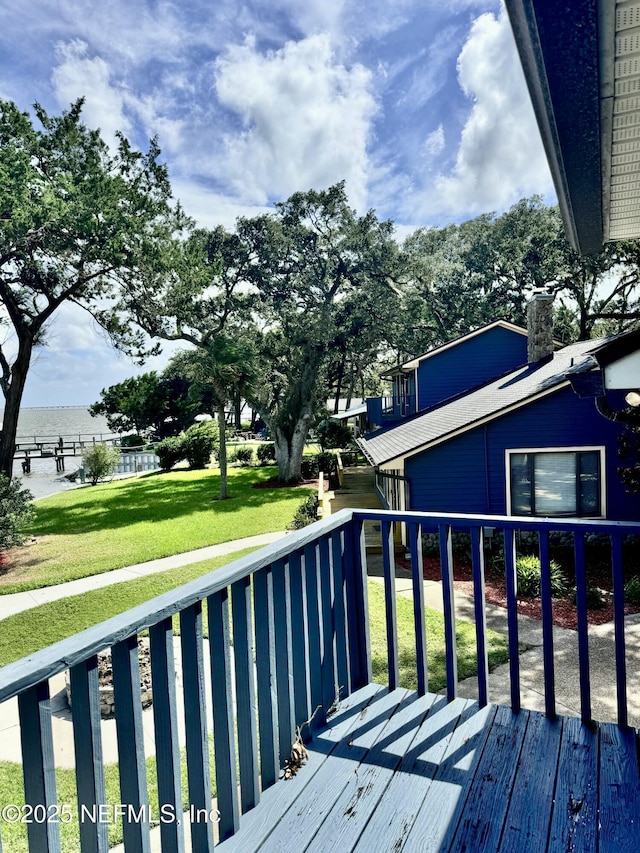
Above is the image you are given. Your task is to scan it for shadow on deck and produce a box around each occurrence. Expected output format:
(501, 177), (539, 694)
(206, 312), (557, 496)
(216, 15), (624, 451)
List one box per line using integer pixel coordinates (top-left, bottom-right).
(219, 684), (638, 853)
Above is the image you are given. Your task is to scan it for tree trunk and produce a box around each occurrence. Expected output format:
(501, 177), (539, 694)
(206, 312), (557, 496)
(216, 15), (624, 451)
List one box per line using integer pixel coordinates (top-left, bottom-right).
(217, 401), (229, 500)
(234, 391), (242, 430)
(0, 340), (33, 479)
(271, 416), (312, 482)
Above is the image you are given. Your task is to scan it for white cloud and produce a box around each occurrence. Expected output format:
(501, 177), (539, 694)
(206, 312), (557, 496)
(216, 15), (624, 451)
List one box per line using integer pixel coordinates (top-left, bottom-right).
(51, 40), (131, 142)
(424, 125), (445, 158)
(433, 9), (553, 215)
(213, 34), (377, 209)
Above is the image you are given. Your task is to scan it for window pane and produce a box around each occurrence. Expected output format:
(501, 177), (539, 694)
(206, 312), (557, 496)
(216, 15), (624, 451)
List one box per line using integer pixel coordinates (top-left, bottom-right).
(579, 451), (600, 514)
(510, 453), (531, 514)
(534, 452), (576, 515)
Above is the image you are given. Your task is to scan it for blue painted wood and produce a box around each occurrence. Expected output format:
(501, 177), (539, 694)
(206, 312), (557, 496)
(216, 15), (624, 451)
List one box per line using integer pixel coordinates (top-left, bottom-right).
(504, 528), (521, 713)
(446, 705), (529, 851)
(287, 549), (311, 729)
(547, 715), (597, 853)
(207, 588), (240, 841)
(611, 534), (627, 728)
(304, 690), (433, 852)
(215, 683), (384, 853)
(303, 542), (324, 728)
(179, 603), (215, 853)
(256, 687), (405, 851)
(330, 529), (350, 698)
(270, 560), (295, 768)
(408, 522), (428, 695)
(498, 711), (562, 851)
(573, 533), (591, 722)
(538, 529), (556, 718)
(111, 636), (151, 853)
(470, 526), (488, 707)
(253, 565), (279, 788)
(148, 619), (185, 853)
(69, 656), (109, 853)
(231, 576), (260, 812)
(342, 518), (361, 690)
(349, 516), (372, 689)
(438, 523), (457, 700)
(597, 722), (640, 851)
(17, 682), (61, 853)
(381, 518), (399, 690)
(402, 700), (498, 851)
(318, 534), (337, 716)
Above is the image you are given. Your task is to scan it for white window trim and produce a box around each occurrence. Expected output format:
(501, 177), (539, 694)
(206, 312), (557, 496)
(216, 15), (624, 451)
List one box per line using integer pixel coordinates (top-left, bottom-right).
(505, 446), (606, 518)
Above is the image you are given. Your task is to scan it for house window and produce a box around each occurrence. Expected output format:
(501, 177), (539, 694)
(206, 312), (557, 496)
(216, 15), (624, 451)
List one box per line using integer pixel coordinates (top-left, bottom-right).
(509, 450), (602, 517)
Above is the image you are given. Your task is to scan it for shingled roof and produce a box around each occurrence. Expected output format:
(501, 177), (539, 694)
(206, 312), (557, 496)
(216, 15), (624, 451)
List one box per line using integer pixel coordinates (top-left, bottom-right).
(358, 338), (601, 468)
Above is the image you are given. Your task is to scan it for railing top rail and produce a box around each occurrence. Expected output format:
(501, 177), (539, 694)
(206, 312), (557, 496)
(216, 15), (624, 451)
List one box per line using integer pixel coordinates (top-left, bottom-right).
(0, 509), (355, 703)
(352, 508), (640, 535)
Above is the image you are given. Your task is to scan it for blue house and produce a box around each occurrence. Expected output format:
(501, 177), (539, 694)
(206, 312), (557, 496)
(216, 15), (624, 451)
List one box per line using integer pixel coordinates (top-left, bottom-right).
(359, 295), (640, 522)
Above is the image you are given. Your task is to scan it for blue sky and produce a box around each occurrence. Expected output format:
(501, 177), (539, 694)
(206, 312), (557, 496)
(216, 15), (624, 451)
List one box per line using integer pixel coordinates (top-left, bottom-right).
(0, 0), (556, 408)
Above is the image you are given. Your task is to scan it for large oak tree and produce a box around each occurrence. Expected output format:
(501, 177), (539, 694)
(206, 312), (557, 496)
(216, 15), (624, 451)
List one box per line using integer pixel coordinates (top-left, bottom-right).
(0, 99), (187, 477)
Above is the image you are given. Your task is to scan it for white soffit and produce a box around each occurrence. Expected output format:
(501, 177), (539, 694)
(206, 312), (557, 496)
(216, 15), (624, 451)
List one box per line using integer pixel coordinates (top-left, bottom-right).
(607, 2), (640, 240)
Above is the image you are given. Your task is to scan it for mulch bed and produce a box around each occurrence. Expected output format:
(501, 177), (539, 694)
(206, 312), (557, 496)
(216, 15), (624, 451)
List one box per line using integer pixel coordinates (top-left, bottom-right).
(398, 556), (640, 630)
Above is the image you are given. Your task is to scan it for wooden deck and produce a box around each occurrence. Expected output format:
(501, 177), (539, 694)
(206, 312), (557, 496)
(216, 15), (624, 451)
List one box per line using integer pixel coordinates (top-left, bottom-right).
(218, 683), (640, 853)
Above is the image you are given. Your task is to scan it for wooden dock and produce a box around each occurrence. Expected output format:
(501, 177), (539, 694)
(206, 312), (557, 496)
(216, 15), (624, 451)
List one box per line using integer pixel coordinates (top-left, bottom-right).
(13, 433), (120, 472)
(217, 684), (640, 852)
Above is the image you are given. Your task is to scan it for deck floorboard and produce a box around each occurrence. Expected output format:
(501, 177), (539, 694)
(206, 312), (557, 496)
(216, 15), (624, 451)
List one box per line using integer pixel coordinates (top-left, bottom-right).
(216, 685), (640, 853)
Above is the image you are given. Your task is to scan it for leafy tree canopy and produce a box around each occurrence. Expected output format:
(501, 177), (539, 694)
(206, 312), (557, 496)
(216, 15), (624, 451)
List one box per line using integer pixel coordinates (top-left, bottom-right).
(0, 98), (188, 476)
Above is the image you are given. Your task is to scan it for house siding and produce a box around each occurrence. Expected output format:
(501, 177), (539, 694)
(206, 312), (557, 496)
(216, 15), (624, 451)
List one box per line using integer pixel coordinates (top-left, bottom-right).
(405, 386), (640, 521)
(416, 325), (528, 410)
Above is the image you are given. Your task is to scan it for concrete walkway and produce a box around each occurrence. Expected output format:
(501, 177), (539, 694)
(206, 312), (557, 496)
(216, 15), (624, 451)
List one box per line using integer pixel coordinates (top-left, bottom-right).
(369, 559), (640, 728)
(0, 531), (289, 621)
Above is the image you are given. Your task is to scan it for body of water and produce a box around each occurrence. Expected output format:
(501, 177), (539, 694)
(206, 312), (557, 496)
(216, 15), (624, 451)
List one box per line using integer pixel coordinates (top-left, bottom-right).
(1, 407), (112, 500)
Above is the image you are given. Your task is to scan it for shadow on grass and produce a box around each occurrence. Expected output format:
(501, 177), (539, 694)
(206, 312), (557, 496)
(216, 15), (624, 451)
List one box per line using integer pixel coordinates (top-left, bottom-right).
(28, 467), (310, 536)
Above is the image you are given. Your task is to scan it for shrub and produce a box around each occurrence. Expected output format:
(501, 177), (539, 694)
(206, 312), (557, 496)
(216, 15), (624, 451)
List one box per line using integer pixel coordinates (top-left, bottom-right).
(257, 443), (276, 464)
(230, 446), (254, 466)
(515, 555), (566, 598)
(289, 494), (319, 530)
(340, 450), (359, 467)
(155, 436), (184, 472)
(624, 575), (640, 605)
(572, 585), (606, 610)
(120, 433), (144, 449)
(82, 444), (121, 486)
(315, 419), (353, 450)
(300, 456), (319, 479)
(0, 475), (34, 552)
(182, 421), (219, 469)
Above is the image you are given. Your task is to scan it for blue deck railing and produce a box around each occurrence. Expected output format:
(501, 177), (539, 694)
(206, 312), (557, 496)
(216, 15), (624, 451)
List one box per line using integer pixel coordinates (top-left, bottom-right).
(0, 508), (638, 852)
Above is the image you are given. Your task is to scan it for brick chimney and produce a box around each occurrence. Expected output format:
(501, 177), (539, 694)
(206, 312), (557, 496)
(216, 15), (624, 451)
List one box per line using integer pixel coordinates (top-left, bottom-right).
(527, 290), (554, 364)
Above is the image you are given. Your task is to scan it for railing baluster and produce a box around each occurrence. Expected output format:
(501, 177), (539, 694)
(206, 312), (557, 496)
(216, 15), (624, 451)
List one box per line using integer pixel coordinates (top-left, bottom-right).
(304, 542), (324, 728)
(331, 529), (351, 698)
(180, 603), (215, 853)
(208, 588), (240, 841)
(148, 619), (184, 853)
(253, 565), (279, 788)
(409, 522), (428, 695)
(504, 528), (521, 713)
(232, 576), (260, 812)
(470, 526), (488, 707)
(318, 534), (337, 715)
(111, 636), (151, 853)
(539, 530), (556, 719)
(271, 560), (296, 766)
(439, 523), (457, 700)
(69, 656), (109, 853)
(288, 550), (311, 728)
(18, 682), (61, 853)
(347, 515), (372, 688)
(611, 534), (628, 728)
(573, 532), (591, 723)
(382, 518), (399, 690)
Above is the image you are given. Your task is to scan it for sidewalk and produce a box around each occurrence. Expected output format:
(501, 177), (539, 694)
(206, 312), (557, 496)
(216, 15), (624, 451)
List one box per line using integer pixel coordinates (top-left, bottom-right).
(368, 557), (640, 728)
(0, 531), (289, 621)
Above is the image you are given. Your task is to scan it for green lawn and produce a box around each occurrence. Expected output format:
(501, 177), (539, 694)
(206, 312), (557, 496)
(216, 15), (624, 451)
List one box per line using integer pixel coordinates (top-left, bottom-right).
(0, 466), (313, 594)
